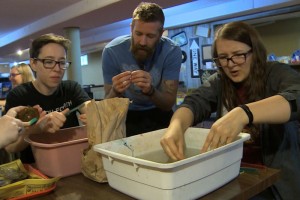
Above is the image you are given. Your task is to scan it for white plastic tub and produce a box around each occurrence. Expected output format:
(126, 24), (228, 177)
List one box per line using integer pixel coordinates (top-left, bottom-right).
(93, 128), (250, 200)
(25, 126), (88, 177)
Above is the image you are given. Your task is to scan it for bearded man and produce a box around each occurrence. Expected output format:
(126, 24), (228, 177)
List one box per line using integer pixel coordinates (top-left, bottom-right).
(102, 2), (182, 136)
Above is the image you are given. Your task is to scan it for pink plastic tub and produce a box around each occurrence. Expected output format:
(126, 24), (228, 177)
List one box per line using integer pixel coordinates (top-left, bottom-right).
(25, 126), (88, 178)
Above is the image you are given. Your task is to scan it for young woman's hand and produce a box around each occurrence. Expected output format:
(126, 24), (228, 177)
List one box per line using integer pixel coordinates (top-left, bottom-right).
(201, 107), (248, 152)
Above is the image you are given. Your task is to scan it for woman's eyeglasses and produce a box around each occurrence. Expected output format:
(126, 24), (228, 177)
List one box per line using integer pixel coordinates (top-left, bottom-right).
(9, 73), (21, 78)
(213, 49), (252, 67)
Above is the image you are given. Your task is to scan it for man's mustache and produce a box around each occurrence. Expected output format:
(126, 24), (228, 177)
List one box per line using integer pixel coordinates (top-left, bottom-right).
(136, 45), (151, 52)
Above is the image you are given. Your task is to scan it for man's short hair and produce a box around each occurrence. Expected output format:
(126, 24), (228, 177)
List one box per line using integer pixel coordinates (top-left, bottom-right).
(132, 2), (165, 31)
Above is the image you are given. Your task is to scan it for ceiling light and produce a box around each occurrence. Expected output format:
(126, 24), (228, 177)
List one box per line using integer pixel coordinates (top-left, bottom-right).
(17, 50), (23, 56)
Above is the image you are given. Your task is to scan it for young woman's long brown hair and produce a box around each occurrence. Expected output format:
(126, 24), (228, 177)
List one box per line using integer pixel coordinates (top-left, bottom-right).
(212, 21), (267, 111)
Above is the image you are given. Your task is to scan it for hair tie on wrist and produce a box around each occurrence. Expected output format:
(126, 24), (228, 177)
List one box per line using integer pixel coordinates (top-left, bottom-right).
(238, 104), (253, 126)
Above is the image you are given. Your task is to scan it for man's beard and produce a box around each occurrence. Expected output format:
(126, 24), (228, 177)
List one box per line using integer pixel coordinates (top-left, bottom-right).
(130, 38), (156, 66)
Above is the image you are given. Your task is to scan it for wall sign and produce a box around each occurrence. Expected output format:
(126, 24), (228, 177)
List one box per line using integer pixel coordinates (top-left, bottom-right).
(189, 38), (200, 78)
(171, 31), (188, 47)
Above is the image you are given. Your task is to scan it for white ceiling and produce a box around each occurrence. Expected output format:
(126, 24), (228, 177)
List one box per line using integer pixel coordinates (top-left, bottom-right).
(0, 0), (196, 64)
(1, 0), (300, 65)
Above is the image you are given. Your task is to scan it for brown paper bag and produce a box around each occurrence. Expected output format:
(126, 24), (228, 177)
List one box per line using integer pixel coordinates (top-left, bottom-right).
(81, 98), (130, 183)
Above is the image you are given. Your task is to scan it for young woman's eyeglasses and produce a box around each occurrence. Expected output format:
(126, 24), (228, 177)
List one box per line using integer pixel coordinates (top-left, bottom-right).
(34, 58), (71, 70)
(213, 49), (252, 67)
(9, 73), (21, 78)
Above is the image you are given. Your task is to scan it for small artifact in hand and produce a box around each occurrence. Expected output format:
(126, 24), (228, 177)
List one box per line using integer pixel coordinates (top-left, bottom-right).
(16, 107), (40, 122)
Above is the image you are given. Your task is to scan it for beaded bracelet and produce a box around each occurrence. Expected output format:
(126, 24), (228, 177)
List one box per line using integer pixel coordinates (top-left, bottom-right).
(238, 104), (253, 126)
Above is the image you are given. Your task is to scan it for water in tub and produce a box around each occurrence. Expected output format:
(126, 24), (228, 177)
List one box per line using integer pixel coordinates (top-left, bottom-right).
(121, 138), (201, 163)
(135, 148), (200, 163)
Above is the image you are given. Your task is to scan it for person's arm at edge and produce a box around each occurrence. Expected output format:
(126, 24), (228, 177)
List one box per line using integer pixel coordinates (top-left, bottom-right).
(4, 118), (47, 153)
(4, 105), (46, 152)
(0, 106), (32, 148)
(5, 107), (69, 152)
(5, 130), (33, 152)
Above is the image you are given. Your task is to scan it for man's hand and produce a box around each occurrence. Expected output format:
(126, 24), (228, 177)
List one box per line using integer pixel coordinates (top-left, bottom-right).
(130, 70), (152, 94)
(111, 71), (132, 94)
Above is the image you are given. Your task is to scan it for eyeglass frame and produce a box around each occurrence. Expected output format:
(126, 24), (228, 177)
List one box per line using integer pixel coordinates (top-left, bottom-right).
(212, 49), (252, 67)
(33, 58), (71, 70)
(9, 73), (22, 78)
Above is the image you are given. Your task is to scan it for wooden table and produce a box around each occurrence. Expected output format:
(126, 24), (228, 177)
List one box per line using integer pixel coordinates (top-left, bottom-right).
(34, 167), (280, 200)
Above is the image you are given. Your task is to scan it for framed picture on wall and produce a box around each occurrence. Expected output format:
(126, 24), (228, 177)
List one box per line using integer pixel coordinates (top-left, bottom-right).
(201, 44), (213, 65)
(171, 31), (188, 47)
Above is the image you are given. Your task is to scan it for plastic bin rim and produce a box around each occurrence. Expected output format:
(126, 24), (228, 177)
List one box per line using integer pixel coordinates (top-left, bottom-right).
(25, 137), (88, 148)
